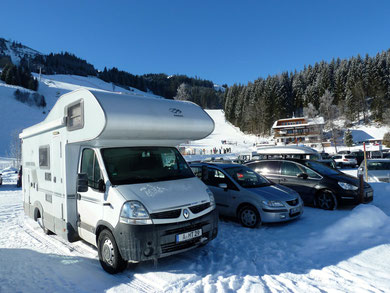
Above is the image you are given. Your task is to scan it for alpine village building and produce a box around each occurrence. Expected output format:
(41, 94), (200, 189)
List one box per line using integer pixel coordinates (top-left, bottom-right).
(272, 117), (325, 147)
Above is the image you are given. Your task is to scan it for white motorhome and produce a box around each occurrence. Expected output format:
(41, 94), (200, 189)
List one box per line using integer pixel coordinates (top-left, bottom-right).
(20, 88), (218, 274)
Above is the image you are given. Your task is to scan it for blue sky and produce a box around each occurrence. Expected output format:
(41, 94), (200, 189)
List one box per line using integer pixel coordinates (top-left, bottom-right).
(2, 0), (390, 85)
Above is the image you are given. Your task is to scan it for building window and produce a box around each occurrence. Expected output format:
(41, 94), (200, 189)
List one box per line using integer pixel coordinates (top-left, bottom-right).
(39, 145), (50, 169)
(66, 100), (84, 131)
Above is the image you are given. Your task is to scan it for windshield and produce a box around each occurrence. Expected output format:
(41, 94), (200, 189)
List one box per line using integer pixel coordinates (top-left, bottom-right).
(367, 161), (390, 170)
(224, 166), (271, 188)
(101, 147), (194, 185)
(302, 160), (340, 176)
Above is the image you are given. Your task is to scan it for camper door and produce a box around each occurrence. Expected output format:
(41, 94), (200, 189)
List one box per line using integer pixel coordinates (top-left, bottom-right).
(77, 148), (105, 243)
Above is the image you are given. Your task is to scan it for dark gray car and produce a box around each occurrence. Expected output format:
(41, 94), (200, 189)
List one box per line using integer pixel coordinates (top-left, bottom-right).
(190, 162), (303, 228)
(358, 159), (390, 182)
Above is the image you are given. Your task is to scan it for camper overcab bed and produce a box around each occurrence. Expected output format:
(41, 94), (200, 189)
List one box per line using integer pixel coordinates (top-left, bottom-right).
(20, 88), (218, 273)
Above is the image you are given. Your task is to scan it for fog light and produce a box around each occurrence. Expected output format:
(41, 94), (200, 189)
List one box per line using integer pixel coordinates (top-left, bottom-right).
(280, 214), (286, 219)
(144, 247), (153, 257)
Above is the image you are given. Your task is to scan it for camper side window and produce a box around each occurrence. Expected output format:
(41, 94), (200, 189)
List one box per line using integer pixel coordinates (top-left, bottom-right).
(39, 146), (50, 169)
(67, 100), (84, 131)
(81, 149), (102, 190)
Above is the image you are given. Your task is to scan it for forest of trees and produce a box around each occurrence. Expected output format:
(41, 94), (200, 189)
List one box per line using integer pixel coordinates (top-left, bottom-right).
(31, 52), (97, 76)
(0, 63), (38, 91)
(224, 50), (390, 135)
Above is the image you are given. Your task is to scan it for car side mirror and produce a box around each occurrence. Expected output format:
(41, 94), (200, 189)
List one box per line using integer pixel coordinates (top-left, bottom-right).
(98, 179), (106, 193)
(218, 183), (228, 190)
(202, 165), (208, 181)
(297, 173), (308, 179)
(77, 173), (88, 192)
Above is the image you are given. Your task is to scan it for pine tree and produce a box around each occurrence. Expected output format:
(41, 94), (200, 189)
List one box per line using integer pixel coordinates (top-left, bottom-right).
(344, 130), (353, 147)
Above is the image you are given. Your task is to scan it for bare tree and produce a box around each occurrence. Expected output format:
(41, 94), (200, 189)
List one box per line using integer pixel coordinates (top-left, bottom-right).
(303, 102), (318, 118)
(319, 90), (340, 153)
(174, 83), (191, 101)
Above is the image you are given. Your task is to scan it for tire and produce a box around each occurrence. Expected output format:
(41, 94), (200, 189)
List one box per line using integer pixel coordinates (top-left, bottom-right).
(238, 205), (261, 228)
(316, 190), (338, 210)
(98, 229), (127, 274)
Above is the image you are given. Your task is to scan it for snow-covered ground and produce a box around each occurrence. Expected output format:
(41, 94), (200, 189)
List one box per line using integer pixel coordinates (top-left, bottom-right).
(1, 178), (390, 292)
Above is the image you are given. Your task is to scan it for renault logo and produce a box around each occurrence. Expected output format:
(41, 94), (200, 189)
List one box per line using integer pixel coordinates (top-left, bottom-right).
(169, 108), (183, 117)
(183, 209), (190, 219)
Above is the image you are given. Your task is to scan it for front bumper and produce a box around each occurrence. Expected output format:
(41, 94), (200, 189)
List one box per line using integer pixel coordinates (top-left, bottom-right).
(337, 186), (374, 205)
(114, 209), (218, 262)
(260, 202), (303, 223)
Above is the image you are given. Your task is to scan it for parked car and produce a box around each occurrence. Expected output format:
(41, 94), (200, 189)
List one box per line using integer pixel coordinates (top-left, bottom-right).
(358, 159), (390, 182)
(245, 158), (373, 210)
(332, 154), (358, 168)
(16, 166), (22, 187)
(190, 162), (303, 228)
(351, 150), (365, 165)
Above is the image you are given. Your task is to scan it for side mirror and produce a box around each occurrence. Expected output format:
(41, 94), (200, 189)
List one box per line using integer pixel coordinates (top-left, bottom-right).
(218, 183), (228, 190)
(297, 173), (308, 180)
(202, 165), (208, 181)
(98, 179), (106, 193)
(77, 173), (88, 192)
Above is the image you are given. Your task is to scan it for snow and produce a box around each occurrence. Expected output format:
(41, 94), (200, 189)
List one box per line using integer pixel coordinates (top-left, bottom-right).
(1, 174), (390, 292)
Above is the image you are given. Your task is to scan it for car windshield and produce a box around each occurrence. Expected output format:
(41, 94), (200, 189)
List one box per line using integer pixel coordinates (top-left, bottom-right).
(223, 166), (271, 188)
(101, 147), (194, 185)
(367, 161), (390, 170)
(302, 160), (340, 176)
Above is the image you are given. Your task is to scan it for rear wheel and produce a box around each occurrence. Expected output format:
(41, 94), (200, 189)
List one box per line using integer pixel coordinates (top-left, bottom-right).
(316, 190), (338, 210)
(98, 229), (127, 274)
(238, 205), (261, 228)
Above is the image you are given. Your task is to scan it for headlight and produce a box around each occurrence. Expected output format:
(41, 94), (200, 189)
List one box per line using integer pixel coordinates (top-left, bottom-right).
(262, 200), (285, 208)
(206, 188), (216, 209)
(338, 182), (358, 190)
(120, 201), (152, 225)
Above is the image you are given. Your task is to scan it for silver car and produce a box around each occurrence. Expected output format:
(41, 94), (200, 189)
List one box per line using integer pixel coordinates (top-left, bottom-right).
(358, 159), (390, 182)
(190, 163), (303, 228)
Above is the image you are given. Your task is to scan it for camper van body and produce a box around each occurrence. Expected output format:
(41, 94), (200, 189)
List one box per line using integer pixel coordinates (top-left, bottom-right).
(20, 89), (218, 273)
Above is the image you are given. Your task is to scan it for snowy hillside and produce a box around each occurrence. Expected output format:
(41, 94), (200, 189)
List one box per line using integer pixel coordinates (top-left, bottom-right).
(0, 38), (40, 65)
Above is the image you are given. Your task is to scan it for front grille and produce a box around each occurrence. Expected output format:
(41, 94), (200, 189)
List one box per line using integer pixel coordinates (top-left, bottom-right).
(161, 232), (209, 254)
(286, 199), (299, 206)
(164, 221), (208, 236)
(150, 209), (181, 219)
(189, 202), (210, 214)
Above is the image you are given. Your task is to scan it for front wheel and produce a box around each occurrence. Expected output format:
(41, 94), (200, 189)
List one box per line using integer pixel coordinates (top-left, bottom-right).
(316, 190), (338, 210)
(98, 229), (127, 274)
(238, 205), (261, 228)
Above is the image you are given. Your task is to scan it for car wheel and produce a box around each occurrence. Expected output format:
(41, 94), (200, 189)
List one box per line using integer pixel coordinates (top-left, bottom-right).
(238, 205), (261, 228)
(316, 190), (338, 210)
(98, 229), (127, 274)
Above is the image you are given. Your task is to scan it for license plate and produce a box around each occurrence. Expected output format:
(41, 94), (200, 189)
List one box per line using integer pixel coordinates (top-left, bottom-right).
(176, 229), (202, 243)
(365, 191), (373, 198)
(290, 207), (300, 215)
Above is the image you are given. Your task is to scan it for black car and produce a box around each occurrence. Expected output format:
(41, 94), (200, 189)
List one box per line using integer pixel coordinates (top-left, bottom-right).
(245, 158), (373, 210)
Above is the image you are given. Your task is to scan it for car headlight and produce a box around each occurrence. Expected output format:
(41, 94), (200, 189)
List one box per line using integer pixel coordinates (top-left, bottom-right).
(262, 200), (285, 208)
(120, 201), (152, 225)
(206, 188), (216, 209)
(338, 182), (358, 190)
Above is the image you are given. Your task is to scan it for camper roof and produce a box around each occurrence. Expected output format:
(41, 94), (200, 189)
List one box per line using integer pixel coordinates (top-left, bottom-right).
(256, 145), (319, 155)
(20, 88), (215, 146)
